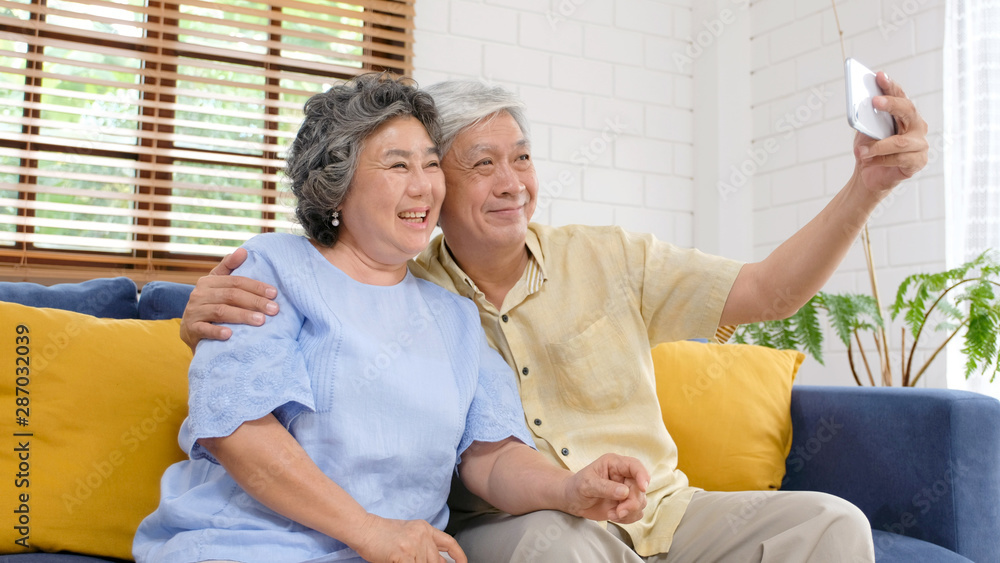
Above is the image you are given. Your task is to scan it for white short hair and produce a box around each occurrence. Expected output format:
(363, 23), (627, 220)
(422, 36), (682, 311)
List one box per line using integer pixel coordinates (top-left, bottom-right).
(422, 80), (531, 156)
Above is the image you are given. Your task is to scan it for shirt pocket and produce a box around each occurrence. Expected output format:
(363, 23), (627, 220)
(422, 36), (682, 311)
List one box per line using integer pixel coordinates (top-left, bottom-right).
(545, 315), (638, 412)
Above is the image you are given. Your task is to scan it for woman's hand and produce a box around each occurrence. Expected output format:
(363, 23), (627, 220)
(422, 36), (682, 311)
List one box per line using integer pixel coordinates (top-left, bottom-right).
(352, 514), (466, 563)
(202, 416), (465, 563)
(179, 247), (280, 349)
(561, 453), (649, 524)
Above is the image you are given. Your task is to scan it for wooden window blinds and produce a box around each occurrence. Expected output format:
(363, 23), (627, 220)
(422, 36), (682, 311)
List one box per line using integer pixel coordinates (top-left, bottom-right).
(0, 0), (414, 284)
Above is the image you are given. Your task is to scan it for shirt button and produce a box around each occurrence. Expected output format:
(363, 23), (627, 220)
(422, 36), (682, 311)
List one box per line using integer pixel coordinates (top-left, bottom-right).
(501, 314), (509, 323)
(521, 367), (529, 376)
(533, 418), (542, 426)
(561, 448), (570, 456)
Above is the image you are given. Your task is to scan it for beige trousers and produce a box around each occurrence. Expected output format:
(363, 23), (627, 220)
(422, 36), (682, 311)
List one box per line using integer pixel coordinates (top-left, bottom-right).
(449, 490), (875, 563)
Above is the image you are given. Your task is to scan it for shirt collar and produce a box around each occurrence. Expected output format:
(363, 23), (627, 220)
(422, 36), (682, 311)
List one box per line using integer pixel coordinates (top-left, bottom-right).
(436, 223), (547, 301)
(522, 225), (546, 296)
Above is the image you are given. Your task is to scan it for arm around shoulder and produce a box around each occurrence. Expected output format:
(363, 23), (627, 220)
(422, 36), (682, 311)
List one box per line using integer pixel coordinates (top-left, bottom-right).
(179, 246), (280, 350)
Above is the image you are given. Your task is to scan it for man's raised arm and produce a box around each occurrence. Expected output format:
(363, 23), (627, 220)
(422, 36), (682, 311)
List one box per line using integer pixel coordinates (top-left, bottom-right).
(179, 247), (280, 350)
(720, 72), (929, 327)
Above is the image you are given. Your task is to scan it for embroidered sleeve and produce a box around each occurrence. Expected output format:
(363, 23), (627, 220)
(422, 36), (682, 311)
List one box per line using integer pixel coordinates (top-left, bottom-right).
(182, 236), (317, 462)
(458, 331), (535, 457)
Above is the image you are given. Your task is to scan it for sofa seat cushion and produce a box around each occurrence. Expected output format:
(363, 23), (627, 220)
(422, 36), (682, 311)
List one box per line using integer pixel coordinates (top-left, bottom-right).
(873, 530), (972, 562)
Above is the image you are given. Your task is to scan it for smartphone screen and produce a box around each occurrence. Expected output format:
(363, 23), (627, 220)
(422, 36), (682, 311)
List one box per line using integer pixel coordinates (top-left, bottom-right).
(845, 58), (896, 140)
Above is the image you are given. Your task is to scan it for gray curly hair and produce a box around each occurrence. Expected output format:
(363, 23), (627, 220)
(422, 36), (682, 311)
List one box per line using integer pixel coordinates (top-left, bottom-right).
(285, 72), (440, 247)
(422, 80), (531, 158)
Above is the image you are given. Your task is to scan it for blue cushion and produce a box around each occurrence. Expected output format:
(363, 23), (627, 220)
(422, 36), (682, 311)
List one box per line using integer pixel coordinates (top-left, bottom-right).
(0, 278), (137, 319)
(137, 281), (194, 320)
(873, 530), (972, 562)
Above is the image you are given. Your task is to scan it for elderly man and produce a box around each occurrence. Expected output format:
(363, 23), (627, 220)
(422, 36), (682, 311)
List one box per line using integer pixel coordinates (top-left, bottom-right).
(180, 76), (928, 562)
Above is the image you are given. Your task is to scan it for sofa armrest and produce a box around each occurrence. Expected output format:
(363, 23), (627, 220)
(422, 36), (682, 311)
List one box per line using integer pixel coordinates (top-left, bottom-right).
(782, 385), (1000, 562)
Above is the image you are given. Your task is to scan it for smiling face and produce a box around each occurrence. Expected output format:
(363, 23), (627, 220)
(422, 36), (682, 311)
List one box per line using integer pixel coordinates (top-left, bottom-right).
(334, 115), (445, 270)
(438, 111), (538, 259)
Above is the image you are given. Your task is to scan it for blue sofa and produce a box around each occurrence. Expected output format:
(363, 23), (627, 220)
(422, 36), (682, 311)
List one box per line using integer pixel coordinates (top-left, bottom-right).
(784, 386), (999, 562)
(1, 278), (997, 563)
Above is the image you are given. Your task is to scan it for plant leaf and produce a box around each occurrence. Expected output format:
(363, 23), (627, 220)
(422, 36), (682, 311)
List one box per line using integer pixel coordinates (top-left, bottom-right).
(961, 282), (1000, 380)
(937, 300), (964, 322)
(792, 296), (824, 364)
(822, 293), (856, 348)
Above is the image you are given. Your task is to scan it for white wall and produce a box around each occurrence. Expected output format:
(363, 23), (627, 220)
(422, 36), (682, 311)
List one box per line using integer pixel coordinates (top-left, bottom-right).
(749, 0), (948, 387)
(412, 0), (698, 246)
(412, 0), (953, 389)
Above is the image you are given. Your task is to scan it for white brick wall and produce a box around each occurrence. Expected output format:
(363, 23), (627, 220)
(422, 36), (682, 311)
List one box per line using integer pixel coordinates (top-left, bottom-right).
(412, 0), (696, 244)
(750, 0), (948, 388)
(412, 0), (951, 389)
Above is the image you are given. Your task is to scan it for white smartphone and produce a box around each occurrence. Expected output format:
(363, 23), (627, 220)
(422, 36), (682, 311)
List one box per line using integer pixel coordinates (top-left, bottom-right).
(844, 57), (896, 140)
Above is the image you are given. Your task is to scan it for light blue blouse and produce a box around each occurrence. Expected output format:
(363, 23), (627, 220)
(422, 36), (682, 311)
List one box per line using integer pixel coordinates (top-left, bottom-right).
(133, 233), (533, 563)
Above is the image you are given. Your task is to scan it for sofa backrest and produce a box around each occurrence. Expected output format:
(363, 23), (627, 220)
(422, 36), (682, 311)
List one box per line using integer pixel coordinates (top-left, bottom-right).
(0, 277), (140, 318)
(137, 281), (195, 320)
(0, 277), (195, 320)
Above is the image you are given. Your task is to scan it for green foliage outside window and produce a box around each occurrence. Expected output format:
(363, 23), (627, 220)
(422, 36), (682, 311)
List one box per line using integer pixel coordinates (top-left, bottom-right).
(1, 156), (16, 244)
(3, 0), (388, 261)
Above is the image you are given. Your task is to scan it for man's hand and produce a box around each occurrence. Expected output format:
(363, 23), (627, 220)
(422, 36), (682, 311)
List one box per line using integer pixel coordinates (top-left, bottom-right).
(179, 247), (279, 350)
(561, 453), (649, 524)
(352, 514), (467, 563)
(852, 72), (929, 194)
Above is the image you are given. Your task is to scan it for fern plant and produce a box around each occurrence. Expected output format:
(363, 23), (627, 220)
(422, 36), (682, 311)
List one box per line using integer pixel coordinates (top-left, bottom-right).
(733, 251), (1000, 386)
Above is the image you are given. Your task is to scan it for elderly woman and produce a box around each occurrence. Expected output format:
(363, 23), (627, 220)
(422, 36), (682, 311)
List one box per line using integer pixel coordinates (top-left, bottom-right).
(132, 73), (649, 563)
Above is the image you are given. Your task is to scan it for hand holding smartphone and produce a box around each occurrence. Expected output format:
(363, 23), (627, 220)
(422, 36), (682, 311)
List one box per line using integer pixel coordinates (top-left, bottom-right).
(845, 57), (896, 140)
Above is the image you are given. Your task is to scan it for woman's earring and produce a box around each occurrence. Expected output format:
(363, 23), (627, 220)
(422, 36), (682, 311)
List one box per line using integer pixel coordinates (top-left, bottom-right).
(331, 210), (340, 227)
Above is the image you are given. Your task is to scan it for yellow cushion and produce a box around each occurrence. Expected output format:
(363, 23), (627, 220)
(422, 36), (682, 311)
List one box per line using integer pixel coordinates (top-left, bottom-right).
(652, 341), (803, 492)
(0, 302), (191, 559)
